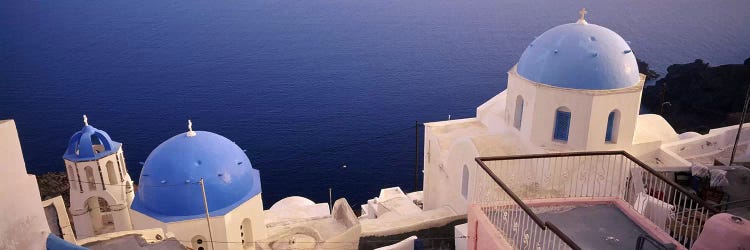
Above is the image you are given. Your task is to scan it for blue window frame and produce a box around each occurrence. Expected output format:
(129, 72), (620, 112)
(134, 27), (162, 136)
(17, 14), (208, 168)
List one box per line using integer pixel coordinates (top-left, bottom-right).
(605, 111), (616, 142)
(553, 109), (571, 141)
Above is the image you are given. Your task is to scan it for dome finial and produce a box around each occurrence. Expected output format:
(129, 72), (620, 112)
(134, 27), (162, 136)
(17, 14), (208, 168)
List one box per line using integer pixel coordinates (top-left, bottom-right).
(187, 119), (196, 137)
(577, 8), (588, 24)
(83, 114), (89, 126)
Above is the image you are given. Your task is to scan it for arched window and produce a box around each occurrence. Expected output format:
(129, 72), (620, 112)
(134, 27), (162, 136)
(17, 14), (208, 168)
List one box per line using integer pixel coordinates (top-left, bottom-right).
(553, 107), (571, 142)
(67, 165), (77, 191)
(241, 218), (253, 248)
(106, 161), (118, 184)
(85, 166), (97, 191)
(461, 165), (469, 199)
(514, 96), (524, 129)
(90, 135), (103, 153)
(191, 235), (208, 250)
(85, 196), (113, 235)
(117, 154), (125, 181)
(605, 110), (619, 143)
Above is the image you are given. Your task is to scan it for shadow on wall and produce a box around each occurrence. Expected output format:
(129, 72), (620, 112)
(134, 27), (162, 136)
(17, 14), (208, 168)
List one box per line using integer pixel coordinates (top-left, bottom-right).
(358, 219), (466, 250)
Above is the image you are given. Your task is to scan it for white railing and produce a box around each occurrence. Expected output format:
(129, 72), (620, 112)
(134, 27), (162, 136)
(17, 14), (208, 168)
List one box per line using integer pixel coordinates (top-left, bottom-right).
(472, 151), (718, 249)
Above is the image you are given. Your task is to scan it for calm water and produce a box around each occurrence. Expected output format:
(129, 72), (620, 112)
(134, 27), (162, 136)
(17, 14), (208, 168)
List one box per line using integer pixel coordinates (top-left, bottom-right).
(1, 0), (749, 207)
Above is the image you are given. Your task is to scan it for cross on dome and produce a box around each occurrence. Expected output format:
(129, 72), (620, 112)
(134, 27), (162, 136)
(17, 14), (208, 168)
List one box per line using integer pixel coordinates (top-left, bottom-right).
(577, 8), (588, 24)
(187, 119), (196, 137)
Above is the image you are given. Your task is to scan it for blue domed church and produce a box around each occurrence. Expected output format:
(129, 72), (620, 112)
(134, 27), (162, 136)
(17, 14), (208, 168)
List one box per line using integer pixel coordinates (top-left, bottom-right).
(60, 119), (362, 249)
(129, 122), (266, 250)
(507, 10), (644, 151)
(422, 10), (649, 213)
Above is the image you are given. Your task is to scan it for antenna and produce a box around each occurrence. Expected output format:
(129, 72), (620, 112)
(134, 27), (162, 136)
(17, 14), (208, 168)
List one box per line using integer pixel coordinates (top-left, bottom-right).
(199, 178), (216, 250)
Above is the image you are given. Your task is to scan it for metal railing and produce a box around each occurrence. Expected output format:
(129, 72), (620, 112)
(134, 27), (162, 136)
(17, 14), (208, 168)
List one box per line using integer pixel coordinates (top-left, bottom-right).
(472, 151), (718, 249)
(637, 234), (677, 250)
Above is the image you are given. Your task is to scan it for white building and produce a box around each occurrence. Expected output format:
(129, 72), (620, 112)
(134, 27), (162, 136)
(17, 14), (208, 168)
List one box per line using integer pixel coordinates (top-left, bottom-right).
(422, 12), (750, 214)
(4, 118), (178, 250)
(0, 120), (53, 250)
(63, 116), (135, 239)
(47, 119), (364, 249)
(125, 121), (362, 250)
(128, 123), (267, 250)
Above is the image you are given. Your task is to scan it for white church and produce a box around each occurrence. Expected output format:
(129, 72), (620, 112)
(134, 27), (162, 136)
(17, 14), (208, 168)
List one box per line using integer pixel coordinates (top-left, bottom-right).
(55, 118), (362, 250)
(421, 10), (750, 215)
(63, 116), (136, 238)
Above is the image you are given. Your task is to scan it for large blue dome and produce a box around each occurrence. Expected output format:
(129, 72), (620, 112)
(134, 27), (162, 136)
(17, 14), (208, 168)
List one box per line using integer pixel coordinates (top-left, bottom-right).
(516, 22), (639, 90)
(131, 131), (261, 222)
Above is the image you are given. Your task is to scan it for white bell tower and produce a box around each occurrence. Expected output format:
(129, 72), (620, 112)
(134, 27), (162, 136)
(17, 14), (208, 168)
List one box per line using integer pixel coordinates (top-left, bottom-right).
(63, 115), (135, 239)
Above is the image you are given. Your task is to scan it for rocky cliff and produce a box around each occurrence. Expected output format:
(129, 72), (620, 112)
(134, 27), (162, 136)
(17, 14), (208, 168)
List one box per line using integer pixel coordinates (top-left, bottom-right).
(642, 58), (750, 133)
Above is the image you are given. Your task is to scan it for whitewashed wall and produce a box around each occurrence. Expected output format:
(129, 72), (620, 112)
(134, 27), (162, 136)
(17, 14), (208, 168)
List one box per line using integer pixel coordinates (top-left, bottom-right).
(0, 120), (50, 250)
(67, 148), (134, 239)
(506, 67), (645, 151)
(130, 193), (266, 250)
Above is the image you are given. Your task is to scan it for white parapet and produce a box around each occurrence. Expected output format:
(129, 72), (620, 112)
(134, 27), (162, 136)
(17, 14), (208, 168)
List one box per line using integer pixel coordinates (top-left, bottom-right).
(375, 235), (418, 250)
(42, 196), (76, 243)
(454, 223), (468, 250)
(75, 228), (172, 246)
(0, 120), (51, 250)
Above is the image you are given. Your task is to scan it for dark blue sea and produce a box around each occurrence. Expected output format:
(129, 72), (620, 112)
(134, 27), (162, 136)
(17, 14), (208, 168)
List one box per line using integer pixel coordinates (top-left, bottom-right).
(2, 0), (749, 208)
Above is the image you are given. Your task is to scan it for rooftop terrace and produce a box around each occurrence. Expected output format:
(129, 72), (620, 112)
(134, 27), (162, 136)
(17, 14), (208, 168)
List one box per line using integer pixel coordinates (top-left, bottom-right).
(469, 151), (719, 249)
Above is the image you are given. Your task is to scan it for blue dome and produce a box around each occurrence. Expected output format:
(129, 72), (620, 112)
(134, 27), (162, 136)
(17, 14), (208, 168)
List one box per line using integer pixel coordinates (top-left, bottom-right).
(63, 125), (121, 162)
(516, 22), (639, 90)
(131, 131), (261, 222)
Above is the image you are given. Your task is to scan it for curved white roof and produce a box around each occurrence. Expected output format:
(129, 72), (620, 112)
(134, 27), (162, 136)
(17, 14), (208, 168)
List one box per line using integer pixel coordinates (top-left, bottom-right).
(270, 196), (316, 210)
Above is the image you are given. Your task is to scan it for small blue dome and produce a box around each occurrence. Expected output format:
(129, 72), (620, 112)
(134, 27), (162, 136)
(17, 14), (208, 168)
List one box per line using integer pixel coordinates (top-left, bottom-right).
(131, 131), (261, 222)
(63, 125), (121, 162)
(516, 22), (639, 90)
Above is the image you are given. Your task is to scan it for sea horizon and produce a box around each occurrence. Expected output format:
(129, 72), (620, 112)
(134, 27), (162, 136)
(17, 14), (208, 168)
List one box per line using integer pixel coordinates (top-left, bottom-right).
(2, 0), (749, 207)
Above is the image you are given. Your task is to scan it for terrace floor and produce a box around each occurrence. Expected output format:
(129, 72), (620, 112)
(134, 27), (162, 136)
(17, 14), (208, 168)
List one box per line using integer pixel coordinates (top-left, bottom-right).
(479, 197), (687, 250)
(723, 166), (750, 220)
(537, 204), (664, 250)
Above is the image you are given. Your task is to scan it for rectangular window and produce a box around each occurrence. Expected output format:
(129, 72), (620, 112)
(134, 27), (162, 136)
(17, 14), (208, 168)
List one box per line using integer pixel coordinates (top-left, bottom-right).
(553, 111), (571, 141)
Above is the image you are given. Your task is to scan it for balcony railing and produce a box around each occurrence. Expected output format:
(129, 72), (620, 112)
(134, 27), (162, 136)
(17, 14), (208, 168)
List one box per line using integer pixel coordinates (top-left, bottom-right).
(472, 151), (718, 249)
